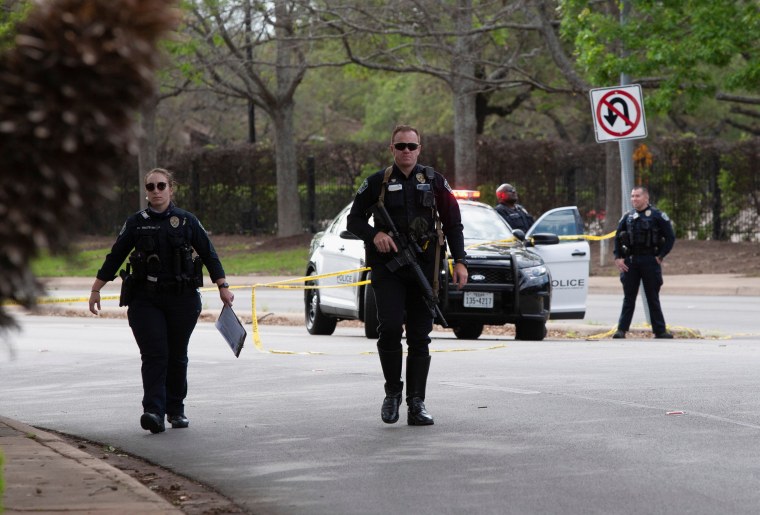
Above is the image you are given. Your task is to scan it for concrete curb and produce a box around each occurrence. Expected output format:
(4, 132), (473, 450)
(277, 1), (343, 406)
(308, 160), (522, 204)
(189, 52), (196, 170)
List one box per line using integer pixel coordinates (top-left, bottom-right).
(0, 416), (181, 514)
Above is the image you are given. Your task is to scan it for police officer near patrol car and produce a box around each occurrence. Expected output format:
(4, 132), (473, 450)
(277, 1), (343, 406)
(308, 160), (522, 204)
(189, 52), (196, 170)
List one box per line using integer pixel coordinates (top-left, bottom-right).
(88, 168), (234, 434)
(613, 186), (675, 339)
(347, 124), (468, 426)
(494, 183), (534, 232)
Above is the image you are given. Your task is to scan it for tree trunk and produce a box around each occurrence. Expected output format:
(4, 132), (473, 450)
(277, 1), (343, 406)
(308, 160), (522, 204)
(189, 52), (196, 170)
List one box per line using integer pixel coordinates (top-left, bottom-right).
(451, 0), (477, 188)
(273, 104), (301, 237)
(598, 143), (621, 266)
(604, 143), (622, 230)
(138, 95), (158, 210)
(452, 89), (477, 188)
(273, 0), (302, 237)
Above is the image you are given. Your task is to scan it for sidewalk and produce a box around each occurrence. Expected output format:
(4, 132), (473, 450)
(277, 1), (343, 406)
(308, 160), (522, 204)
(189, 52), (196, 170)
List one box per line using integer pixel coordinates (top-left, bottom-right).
(3, 273), (760, 512)
(0, 416), (181, 514)
(587, 273), (760, 296)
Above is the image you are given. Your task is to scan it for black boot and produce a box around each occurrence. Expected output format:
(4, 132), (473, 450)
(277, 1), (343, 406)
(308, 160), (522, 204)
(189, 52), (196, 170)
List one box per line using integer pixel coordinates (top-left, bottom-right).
(378, 350), (403, 424)
(406, 355), (434, 426)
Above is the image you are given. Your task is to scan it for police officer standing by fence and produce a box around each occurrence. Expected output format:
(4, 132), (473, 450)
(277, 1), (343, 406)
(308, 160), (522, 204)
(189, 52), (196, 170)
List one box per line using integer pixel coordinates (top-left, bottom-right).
(613, 186), (675, 339)
(89, 168), (234, 434)
(347, 124), (468, 426)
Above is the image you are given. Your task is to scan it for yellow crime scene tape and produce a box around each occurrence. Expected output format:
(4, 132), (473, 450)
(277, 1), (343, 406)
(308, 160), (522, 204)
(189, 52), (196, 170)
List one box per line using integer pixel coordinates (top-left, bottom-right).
(249, 268), (370, 353)
(586, 324), (705, 340)
(567, 231), (617, 242)
(2, 293), (120, 306)
(245, 230), (615, 352)
(6, 230), (629, 353)
(465, 231), (616, 250)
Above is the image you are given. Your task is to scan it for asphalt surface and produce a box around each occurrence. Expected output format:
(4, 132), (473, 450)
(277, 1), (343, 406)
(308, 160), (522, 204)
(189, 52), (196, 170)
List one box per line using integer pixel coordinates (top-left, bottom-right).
(2, 273), (760, 513)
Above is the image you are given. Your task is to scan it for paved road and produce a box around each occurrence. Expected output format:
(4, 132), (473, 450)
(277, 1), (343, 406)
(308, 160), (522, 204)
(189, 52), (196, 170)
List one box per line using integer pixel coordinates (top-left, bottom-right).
(3, 314), (760, 514)
(41, 274), (760, 338)
(585, 294), (760, 336)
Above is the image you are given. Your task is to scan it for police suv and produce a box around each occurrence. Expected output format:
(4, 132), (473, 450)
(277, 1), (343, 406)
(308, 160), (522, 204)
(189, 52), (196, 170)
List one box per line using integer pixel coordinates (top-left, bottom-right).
(304, 192), (589, 341)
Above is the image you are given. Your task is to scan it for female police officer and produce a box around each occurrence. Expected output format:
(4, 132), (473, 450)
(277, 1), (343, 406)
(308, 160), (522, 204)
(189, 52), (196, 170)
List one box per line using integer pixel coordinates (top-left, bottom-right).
(88, 168), (234, 434)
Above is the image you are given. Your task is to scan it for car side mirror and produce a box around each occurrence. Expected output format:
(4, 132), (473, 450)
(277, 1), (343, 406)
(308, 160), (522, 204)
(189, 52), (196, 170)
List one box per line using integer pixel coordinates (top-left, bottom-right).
(511, 229), (526, 241)
(529, 233), (560, 246)
(339, 230), (360, 240)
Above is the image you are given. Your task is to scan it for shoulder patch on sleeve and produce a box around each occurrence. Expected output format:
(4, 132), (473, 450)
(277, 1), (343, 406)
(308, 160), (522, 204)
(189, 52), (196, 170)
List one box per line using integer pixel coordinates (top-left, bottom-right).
(662, 212), (670, 222)
(357, 179), (369, 195)
(443, 179), (453, 193)
(118, 222), (126, 236)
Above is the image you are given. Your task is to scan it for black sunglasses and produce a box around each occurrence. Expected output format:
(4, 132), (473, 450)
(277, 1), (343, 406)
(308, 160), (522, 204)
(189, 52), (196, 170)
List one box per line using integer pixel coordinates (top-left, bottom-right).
(145, 182), (168, 192)
(393, 142), (420, 151)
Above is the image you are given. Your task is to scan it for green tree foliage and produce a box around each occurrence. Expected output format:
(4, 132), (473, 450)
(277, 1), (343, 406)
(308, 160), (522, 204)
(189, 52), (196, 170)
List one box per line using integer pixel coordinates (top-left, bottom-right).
(0, 0), (31, 51)
(559, 0), (760, 114)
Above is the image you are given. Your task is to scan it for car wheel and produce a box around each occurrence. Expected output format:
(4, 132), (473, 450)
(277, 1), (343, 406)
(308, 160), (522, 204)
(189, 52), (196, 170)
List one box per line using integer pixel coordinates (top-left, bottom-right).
(304, 270), (337, 335)
(452, 322), (484, 340)
(363, 276), (379, 339)
(515, 319), (546, 341)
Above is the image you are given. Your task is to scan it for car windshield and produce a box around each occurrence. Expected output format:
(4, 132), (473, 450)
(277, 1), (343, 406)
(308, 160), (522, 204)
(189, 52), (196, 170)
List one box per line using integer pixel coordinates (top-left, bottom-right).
(460, 202), (513, 242)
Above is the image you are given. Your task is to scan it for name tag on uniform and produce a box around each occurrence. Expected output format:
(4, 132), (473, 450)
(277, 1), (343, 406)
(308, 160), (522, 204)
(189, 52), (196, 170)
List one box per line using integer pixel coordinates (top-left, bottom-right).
(388, 184), (403, 191)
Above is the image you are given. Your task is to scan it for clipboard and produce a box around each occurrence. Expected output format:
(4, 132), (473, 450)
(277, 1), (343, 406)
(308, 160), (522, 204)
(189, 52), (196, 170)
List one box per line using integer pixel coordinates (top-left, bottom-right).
(215, 305), (246, 357)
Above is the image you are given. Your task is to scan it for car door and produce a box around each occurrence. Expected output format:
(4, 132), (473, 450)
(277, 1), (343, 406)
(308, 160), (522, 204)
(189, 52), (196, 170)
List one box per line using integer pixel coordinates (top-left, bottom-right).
(527, 206), (590, 319)
(312, 204), (365, 311)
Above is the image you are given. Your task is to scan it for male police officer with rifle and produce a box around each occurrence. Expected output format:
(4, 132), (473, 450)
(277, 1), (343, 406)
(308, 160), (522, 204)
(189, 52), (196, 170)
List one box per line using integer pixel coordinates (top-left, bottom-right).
(372, 201), (448, 328)
(347, 125), (468, 426)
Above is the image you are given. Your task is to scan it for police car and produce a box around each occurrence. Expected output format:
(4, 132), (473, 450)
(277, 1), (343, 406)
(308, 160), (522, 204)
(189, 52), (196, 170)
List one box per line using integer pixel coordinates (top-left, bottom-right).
(304, 191), (589, 340)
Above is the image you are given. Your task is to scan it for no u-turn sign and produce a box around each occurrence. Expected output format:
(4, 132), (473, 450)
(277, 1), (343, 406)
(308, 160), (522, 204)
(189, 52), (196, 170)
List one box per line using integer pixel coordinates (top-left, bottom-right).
(589, 84), (647, 143)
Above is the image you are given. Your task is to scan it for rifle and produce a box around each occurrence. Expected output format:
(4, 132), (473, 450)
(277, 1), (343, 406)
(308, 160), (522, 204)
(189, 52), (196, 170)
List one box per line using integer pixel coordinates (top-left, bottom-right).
(373, 202), (448, 328)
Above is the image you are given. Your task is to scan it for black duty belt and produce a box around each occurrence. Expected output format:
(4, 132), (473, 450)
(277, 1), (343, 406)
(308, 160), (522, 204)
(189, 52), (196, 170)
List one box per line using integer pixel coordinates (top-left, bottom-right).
(137, 280), (191, 294)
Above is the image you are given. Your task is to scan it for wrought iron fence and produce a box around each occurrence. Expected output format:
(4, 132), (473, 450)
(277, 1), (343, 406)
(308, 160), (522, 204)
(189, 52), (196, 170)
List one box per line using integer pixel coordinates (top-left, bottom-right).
(80, 138), (760, 242)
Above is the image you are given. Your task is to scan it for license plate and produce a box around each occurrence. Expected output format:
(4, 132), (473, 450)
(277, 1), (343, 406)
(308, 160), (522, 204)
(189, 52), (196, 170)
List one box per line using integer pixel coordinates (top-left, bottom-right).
(463, 291), (493, 309)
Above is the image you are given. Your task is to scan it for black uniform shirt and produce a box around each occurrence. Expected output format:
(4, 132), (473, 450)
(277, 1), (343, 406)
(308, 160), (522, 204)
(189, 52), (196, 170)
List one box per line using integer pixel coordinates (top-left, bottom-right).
(613, 204), (675, 259)
(494, 203), (534, 232)
(346, 163), (466, 267)
(96, 202), (226, 283)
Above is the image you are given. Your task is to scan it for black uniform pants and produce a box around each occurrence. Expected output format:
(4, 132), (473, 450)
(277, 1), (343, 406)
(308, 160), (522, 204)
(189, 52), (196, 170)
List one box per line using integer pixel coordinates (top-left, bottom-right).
(371, 263), (433, 357)
(617, 255), (667, 334)
(127, 289), (202, 417)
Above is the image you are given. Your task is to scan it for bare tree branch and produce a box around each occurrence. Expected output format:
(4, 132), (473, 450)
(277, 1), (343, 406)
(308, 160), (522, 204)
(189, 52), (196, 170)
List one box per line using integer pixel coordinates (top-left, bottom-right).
(724, 118), (760, 135)
(717, 92), (760, 106)
(534, 0), (589, 93)
(729, 106), (760, 120)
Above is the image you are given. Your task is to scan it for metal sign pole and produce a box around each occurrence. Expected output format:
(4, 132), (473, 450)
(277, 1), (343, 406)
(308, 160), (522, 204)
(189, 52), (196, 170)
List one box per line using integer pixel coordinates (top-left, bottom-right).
(619, 1), (651, 325)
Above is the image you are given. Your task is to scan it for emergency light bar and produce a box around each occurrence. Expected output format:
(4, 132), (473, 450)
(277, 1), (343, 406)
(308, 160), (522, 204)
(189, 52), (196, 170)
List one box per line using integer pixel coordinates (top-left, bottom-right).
(451, 190), (481, 200)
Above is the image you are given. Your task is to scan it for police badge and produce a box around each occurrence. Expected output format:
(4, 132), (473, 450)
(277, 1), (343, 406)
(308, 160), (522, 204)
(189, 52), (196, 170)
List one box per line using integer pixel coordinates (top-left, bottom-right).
(170, 216), (180, 228)
(645, 210), (651, 217)
(416, 172), (425, 183)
